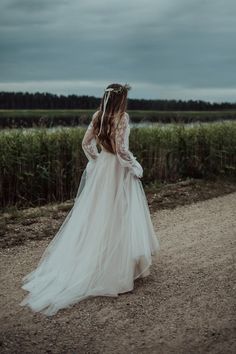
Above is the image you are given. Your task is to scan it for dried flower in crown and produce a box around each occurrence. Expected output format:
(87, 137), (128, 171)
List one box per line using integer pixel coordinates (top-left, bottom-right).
(105, 83), (132, 94)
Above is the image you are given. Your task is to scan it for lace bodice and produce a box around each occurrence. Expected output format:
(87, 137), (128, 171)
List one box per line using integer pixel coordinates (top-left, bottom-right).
(114, 112), (143, 178)
(81, 112), (100, 161)
(82, 111), (143, 178)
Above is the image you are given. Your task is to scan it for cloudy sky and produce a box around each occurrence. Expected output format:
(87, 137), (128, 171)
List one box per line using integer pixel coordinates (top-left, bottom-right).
(0, 0), (235, 102)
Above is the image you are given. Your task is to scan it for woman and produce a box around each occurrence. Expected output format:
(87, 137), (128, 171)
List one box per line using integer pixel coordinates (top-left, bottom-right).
(20, 83), (160, 316)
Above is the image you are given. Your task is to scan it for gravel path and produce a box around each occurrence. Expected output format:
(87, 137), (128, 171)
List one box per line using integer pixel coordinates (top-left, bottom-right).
(0, 192), (236, 354)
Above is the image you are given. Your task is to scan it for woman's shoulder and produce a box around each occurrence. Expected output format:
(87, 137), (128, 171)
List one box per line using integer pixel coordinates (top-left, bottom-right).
(120, 111), (129, 121)
(90, 110), (101, 125)
(92, 110), (100, 118)
(116, 112), (130, 130)
(123, 112), (130, 124)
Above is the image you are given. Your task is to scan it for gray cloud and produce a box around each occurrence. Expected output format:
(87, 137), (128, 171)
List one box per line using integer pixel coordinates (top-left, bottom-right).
(0, 0), (235, 102)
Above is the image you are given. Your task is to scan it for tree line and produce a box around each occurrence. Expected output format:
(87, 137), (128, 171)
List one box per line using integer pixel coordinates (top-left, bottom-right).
(0, 91), (235, 110)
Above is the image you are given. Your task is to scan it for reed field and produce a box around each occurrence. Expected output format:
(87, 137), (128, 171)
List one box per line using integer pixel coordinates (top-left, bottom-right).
(0, 121), (235, 211)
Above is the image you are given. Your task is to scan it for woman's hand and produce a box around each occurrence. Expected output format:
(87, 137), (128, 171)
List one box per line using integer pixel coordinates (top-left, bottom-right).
(132, 161), (143, 179)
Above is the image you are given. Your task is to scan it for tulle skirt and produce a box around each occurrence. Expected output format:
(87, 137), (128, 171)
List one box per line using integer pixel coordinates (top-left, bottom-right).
(20, 149), (160, 316)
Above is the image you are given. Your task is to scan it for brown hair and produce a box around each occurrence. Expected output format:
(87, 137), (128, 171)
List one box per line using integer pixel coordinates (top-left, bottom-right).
(92, 83), (131, 154)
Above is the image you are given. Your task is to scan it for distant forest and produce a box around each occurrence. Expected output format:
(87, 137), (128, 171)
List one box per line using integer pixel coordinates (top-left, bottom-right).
(0, 91), (236, 110)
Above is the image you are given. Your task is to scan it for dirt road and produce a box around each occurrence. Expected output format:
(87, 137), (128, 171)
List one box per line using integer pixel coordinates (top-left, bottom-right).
(0, 192), (235, 353)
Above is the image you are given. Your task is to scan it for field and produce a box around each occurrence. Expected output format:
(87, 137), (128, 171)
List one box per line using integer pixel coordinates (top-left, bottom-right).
(0, 120), (236, 210)
(0, 111), (236, 353)
(0, 109), (236, 128)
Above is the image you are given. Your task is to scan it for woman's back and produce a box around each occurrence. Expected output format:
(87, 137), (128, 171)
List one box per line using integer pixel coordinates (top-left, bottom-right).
(20, 83), (160, 316)
(96, 110), (128, 154)
(82, 111), (143, 179)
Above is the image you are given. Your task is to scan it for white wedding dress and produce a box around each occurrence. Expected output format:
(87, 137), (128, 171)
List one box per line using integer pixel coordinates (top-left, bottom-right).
(20, 111), (160, 316)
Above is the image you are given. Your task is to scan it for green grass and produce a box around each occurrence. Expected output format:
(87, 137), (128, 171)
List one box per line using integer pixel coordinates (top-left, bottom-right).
(1, 109), (235, 129)
(0, 121), (235, 210)
(0, 109), (96, 118)
(1, 109), (236, 118)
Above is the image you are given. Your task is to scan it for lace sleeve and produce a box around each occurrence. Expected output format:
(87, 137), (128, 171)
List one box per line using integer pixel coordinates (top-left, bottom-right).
(115, 112), (143, 178)
(82, 112), (100, 161)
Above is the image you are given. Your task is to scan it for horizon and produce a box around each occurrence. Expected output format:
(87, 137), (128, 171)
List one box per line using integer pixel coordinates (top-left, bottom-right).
(1, 89), (236, 105)
(0, 1), (236, 103)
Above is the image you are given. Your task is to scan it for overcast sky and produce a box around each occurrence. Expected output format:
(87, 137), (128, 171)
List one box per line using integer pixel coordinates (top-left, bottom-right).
(0, 0), (235, 102)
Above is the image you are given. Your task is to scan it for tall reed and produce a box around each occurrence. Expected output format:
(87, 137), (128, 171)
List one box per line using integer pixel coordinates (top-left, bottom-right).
(0, 122), (235, 210)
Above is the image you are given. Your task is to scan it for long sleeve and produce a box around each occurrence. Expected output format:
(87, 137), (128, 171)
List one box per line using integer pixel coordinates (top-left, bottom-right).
(82, 112), (100, 161)
(115, 112), (143, 178)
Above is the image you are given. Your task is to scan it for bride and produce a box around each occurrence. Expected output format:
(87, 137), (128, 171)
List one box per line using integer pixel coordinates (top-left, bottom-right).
(20, 83), (160, 316)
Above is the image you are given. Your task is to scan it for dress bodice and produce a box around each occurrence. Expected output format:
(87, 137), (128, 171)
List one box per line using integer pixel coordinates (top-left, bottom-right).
(81, 111), (143, 178)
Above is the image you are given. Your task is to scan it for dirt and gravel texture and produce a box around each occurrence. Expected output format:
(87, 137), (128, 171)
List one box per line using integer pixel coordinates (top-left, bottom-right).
(0, 185), (236, 353)
(1, 177), (236, 249)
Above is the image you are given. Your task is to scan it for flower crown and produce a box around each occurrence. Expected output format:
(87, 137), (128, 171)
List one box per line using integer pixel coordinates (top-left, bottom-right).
(104, 83), (131, 94)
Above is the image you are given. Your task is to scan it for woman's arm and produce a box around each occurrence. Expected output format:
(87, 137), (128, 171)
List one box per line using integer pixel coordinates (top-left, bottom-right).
(82, 112), (100, 161)
(115, 112), (143, 178)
